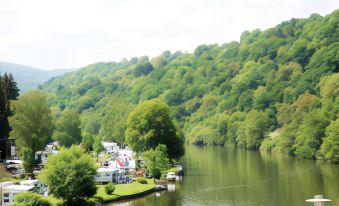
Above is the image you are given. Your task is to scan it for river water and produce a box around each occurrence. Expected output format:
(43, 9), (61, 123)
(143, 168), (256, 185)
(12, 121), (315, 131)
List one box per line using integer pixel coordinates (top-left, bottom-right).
(109, 145), (339, 206)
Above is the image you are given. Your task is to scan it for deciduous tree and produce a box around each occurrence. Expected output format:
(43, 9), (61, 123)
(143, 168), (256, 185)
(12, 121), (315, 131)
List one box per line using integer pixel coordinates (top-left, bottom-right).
(53, 109), (82, 147)
(125, 99), (184, 159)
(9, 90), (53, 158)
(39, 146), (97, 205)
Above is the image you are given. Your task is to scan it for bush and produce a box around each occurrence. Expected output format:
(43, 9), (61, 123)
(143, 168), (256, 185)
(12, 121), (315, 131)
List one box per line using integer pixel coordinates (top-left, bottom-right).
(260, 138), (276, 151)
(136, 178), (148, 184)
(13, 192), (51, 206)
(104, 182), (115, 195)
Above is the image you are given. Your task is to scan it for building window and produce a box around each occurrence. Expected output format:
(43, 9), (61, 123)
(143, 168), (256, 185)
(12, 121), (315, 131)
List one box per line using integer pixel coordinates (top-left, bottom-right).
(4, 193), (9, 197)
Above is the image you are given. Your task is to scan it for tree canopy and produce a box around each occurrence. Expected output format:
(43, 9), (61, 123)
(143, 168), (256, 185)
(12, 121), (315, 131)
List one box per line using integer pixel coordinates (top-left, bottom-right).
(9, 90), (53, 156)
(142, 144), (171, 180)
(39, 145), (97, 205)
(52, 108), (82, 147)
(125, 99), (184, 159)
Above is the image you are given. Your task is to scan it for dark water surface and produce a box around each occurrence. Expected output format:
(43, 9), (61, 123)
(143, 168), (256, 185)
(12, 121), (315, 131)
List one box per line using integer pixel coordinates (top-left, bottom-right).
(108, 145), (339, 206)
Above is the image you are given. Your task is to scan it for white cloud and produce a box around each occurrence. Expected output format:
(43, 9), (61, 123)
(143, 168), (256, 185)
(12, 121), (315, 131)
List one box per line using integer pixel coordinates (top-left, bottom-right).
(0, 0), (337, 70)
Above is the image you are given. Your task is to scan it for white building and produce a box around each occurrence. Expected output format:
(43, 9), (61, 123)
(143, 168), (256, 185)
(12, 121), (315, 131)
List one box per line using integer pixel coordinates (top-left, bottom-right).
(1, 182), (34, 205)
(20, 180), (48, 196)
(35, 150), (58, 165)
(101, 142), (119, 153)
(45, 142), (58, 152)
(95, 168), (119, 184)
(116, 148), (136, 174)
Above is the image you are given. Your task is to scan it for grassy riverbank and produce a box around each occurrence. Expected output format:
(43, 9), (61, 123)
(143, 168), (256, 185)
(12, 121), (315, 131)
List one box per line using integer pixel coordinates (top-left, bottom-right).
(94, 179), (155, 202)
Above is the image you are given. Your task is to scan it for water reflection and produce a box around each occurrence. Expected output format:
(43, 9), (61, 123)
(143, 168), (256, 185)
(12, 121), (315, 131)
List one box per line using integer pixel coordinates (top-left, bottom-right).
(108, 145), (339, 206)
(167, 183), (176, 192)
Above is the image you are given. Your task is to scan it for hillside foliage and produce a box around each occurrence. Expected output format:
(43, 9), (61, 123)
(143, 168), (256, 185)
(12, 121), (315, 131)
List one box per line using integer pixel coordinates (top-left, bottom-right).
(41, 10), (339, 162)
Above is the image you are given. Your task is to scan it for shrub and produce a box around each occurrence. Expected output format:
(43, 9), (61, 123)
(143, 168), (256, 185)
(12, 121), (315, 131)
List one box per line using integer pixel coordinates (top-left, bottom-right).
(104, 182), (115, 195)
(136, 178), (148, 184)
(13, 192), (51, 206)
(260, 138), (276, 151)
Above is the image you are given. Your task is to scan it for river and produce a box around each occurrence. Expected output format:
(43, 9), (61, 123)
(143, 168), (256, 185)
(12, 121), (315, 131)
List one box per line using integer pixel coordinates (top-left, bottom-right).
(108, 145), (339, 206)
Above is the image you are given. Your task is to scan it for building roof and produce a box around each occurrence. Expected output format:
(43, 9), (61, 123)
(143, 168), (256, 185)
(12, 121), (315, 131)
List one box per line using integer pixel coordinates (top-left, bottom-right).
(35, 151), (51, 155)
(118, 149), (133, 157)
(101, 142), (117, 147)
(20, 179), (40, 185)
(1, 181), (14, 187)
(97, 167), (119, 173)
(3, 185), (34, 192)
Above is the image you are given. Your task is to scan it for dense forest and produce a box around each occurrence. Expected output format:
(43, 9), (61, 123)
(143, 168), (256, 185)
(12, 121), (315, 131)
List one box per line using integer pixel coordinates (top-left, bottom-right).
(41, 10), (338, 162)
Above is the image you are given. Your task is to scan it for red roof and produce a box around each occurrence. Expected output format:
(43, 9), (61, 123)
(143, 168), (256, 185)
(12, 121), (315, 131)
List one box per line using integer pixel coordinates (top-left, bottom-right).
(116, 159), (125, 167)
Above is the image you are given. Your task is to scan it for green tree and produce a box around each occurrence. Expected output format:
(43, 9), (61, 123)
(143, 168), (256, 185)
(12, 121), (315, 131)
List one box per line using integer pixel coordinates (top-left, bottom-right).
(80, 108), (101, 135)
(253, 86), (270, 111)
(142, 144), (171, 181)
(93, 136), (104, 162)
(82, 134), (94, 152)
(53, 109), (82, 147)
(99, 96), (132, 143)
(293, 109), (328, 159)
(39, 146), (97, 205)
(133, 62), (153, 77)
(276, 103), (293, 127)
(9, 90), (53, 159)
(125, 99), (184, 159)
(244, 110), (270, 149)
(320, 119), (339, 163)
(20, 147), (35, 174)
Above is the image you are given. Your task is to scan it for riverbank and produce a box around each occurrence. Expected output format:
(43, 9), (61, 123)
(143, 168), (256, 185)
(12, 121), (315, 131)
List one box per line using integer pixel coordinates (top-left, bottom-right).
(94, 179), (155, 203)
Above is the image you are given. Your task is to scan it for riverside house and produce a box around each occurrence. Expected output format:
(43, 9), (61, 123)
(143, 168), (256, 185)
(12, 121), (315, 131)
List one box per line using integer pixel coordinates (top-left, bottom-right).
(20, 180), (48, 196)
(95, 168), (120, 184)
(1, 181), (34, 205)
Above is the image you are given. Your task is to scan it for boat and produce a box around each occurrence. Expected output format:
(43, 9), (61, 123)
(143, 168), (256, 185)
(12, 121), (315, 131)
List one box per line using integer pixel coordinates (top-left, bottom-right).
(166, 172), (176, 181)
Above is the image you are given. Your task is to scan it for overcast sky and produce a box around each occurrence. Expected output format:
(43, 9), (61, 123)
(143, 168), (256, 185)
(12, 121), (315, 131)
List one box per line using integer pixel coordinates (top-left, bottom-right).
(0, 0), (338, 70)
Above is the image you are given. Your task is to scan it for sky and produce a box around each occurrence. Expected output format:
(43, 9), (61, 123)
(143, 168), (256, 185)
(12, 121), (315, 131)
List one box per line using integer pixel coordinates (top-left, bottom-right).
(0, 0), (338, 70)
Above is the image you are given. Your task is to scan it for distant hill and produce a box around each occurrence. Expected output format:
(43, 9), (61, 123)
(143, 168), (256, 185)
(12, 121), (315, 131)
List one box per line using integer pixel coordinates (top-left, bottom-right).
(0, 62), (76, 93)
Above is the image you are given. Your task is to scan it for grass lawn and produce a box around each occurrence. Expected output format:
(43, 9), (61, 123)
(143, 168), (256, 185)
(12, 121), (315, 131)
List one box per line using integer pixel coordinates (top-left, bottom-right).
(95, 179), (155, 202)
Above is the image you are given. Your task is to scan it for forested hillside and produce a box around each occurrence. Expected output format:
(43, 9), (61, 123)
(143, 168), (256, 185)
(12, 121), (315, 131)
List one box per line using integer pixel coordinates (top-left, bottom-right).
(41, 10), (339, 162)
